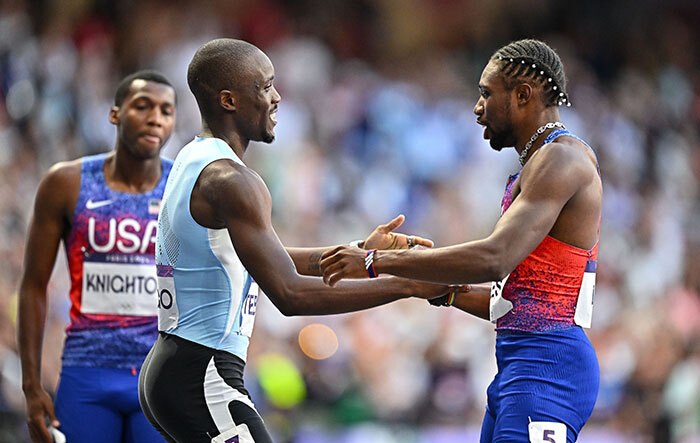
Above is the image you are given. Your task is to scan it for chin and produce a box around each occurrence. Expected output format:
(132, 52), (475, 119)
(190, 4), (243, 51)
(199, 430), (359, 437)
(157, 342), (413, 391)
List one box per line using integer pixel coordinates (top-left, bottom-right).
(133, 144), (162, 159)
(489, 140), (505, 151)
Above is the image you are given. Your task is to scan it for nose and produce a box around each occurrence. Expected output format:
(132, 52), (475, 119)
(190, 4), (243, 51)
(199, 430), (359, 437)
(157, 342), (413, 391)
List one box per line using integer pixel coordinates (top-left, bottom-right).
(272, 85), (281, 104)
(473, 97), (484, 116)
(147, 107), (165, 127)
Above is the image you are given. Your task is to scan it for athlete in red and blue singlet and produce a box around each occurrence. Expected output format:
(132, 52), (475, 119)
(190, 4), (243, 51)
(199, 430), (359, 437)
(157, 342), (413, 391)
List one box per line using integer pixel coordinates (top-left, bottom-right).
(61, 153), (170, 369)
(480, 127), (600, 443)
(320, 39), (603, 442)
(18, 71), (176, 443)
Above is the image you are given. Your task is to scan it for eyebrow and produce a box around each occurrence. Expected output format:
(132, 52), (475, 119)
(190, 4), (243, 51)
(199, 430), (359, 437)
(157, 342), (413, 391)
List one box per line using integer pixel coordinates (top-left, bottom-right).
(131, 94), (175, 107)
(254, 75), (274, 89)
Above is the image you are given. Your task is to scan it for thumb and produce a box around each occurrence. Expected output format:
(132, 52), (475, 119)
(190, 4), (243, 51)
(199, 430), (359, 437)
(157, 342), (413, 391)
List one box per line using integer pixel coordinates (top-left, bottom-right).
(377, 214), (405, 234)
(46, 400), (60, 427)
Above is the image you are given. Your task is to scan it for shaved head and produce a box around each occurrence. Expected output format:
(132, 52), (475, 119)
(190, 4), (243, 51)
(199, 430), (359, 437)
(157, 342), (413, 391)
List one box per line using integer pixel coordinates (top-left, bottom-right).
(188, 38), (280, 144)
(187, 38), (265, 117)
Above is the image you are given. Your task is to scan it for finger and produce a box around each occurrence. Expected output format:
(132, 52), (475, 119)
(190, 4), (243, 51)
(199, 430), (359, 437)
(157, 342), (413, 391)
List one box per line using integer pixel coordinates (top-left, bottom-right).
(321, 245), (345, 261)
(319, 252), (343, 274)
(29, 420), (51, 443)
(376, 214), (405, 234)
(28, 426), (43, 443)
(322, 262), (346, 285)
(46, 401), (60, 428)
(410, 236), (434, 248)
(452, 283), (472, 293)
(329, 271), (347, 287)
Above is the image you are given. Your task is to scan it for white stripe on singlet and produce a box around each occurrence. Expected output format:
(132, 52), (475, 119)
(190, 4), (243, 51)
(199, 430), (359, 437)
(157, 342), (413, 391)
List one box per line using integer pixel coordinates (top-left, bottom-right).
(203, 357), (257, 442)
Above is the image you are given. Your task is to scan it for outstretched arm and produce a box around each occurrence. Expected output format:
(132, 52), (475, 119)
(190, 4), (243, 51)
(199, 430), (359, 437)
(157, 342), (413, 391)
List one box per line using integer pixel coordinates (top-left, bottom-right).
(195, 160), (448, 316)
(286, 214), (434, 276)
(320, 142), (595, 286)
(18, 163), (79, 443)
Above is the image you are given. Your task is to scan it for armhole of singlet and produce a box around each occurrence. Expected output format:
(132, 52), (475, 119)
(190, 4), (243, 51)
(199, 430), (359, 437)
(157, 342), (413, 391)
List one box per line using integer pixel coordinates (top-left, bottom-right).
(185, 150), (241, 231)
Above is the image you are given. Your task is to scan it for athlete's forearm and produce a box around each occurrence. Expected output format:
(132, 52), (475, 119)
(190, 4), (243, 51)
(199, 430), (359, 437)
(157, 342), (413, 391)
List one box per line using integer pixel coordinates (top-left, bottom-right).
(18, 284), (48, 392)
(286, 247), (329, 276)
(452, 283), (491, 320)
(272, 275), (421, 316)
(373, 239), (504, 285)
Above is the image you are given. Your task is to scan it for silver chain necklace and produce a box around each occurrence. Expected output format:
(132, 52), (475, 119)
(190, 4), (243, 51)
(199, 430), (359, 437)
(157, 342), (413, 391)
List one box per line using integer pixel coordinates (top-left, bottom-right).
(519, 122), (565, 167)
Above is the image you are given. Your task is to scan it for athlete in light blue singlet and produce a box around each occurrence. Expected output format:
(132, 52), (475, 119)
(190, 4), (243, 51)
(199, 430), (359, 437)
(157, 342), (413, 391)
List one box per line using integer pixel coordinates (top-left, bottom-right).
(138, 38), (450, 443)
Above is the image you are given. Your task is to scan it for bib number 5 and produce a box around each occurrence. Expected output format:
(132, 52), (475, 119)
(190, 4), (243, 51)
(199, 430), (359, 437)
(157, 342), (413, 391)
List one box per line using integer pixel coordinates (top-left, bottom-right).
(528, 421), (567, 443)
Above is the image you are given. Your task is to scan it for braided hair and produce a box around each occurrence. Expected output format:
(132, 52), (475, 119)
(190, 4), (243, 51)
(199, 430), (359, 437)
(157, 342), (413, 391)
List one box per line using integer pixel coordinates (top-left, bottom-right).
(492, 39), (570, 107)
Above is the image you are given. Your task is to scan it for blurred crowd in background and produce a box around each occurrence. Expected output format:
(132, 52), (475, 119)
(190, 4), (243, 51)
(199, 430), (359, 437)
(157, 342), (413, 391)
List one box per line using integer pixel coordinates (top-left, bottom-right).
(0, 0), (699, 441)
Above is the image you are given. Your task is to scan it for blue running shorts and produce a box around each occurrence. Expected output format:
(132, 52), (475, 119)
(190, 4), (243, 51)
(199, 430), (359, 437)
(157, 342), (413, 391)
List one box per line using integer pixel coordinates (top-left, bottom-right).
(54, 366), (164, 443)
(480, 326), (599, 443)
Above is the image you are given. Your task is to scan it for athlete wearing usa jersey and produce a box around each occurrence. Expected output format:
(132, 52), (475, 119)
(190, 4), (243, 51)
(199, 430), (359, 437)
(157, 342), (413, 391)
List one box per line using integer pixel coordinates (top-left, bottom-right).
(320, 39), (603, 442)
(480, 127), (599, 443)
(18, 71), (176, 443)
(138, 39), (450, 443)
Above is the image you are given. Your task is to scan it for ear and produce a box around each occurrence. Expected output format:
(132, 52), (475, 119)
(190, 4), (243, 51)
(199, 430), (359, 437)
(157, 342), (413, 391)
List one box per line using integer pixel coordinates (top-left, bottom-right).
(515, 83), (532, 105)
(109, 106), (120, 125)
(219, 90), (236, 112)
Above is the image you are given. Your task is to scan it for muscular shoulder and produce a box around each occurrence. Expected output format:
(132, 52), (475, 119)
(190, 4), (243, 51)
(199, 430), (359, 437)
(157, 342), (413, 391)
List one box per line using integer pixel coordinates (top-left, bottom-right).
(43, 159), (81, 187)
(37, 159), (81, 204)
(198, 159), (271, 220)
(520, 139), (597, 202)
(526, 139), (596, 185)
(31, 158), (82, 223)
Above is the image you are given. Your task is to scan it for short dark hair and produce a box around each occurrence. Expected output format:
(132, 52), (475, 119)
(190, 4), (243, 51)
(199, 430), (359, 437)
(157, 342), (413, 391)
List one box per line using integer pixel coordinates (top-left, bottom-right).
(491, 39), (569, 107)
(187, 38), (260, 117)
(114, 70), (174, 106)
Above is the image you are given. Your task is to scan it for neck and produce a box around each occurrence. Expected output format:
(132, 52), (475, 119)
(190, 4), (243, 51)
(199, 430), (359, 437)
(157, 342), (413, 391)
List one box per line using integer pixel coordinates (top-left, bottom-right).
(514, 108), (562, 164)
(108, 143), (162, 193)
(199, 118), (248, 160)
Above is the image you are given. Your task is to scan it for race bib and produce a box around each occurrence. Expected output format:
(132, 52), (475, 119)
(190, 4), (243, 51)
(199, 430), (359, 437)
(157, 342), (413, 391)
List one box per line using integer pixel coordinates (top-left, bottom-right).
(156, 264), (179, 331)
(240, 282), (259, 338)
(528, 421), (567, 443)
(574, 259), (596, 328)
(81, 253), (158, 316)
(489, 273), (513, 323)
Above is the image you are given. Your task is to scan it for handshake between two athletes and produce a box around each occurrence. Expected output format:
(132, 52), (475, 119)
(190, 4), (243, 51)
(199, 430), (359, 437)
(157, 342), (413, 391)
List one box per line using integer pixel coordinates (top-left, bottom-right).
(325, 213), (472, 304)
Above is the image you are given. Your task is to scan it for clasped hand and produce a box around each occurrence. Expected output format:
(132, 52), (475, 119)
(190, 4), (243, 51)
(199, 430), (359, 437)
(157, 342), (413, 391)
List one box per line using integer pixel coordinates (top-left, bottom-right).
(321, 214), (431, 287)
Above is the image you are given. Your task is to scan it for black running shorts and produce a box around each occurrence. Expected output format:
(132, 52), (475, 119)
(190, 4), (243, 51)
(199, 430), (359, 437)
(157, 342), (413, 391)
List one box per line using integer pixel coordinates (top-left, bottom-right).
(139, 332), (273, 443)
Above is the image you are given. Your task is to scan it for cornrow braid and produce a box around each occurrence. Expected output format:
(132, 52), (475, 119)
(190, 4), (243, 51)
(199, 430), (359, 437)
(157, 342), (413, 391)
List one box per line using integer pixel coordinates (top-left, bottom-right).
(492, 39), (570, 107)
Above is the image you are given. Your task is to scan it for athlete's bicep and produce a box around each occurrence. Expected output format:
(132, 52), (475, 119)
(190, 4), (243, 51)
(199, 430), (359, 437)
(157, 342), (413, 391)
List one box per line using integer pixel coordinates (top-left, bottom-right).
(210, 168), (299, 298)
(487, 145), (584, 273)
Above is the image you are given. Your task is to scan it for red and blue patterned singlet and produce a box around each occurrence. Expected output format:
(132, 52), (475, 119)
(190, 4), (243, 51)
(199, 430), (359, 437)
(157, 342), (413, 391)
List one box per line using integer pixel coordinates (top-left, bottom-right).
(62, 153), (172, 368)
(494, 129), (599, 332)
